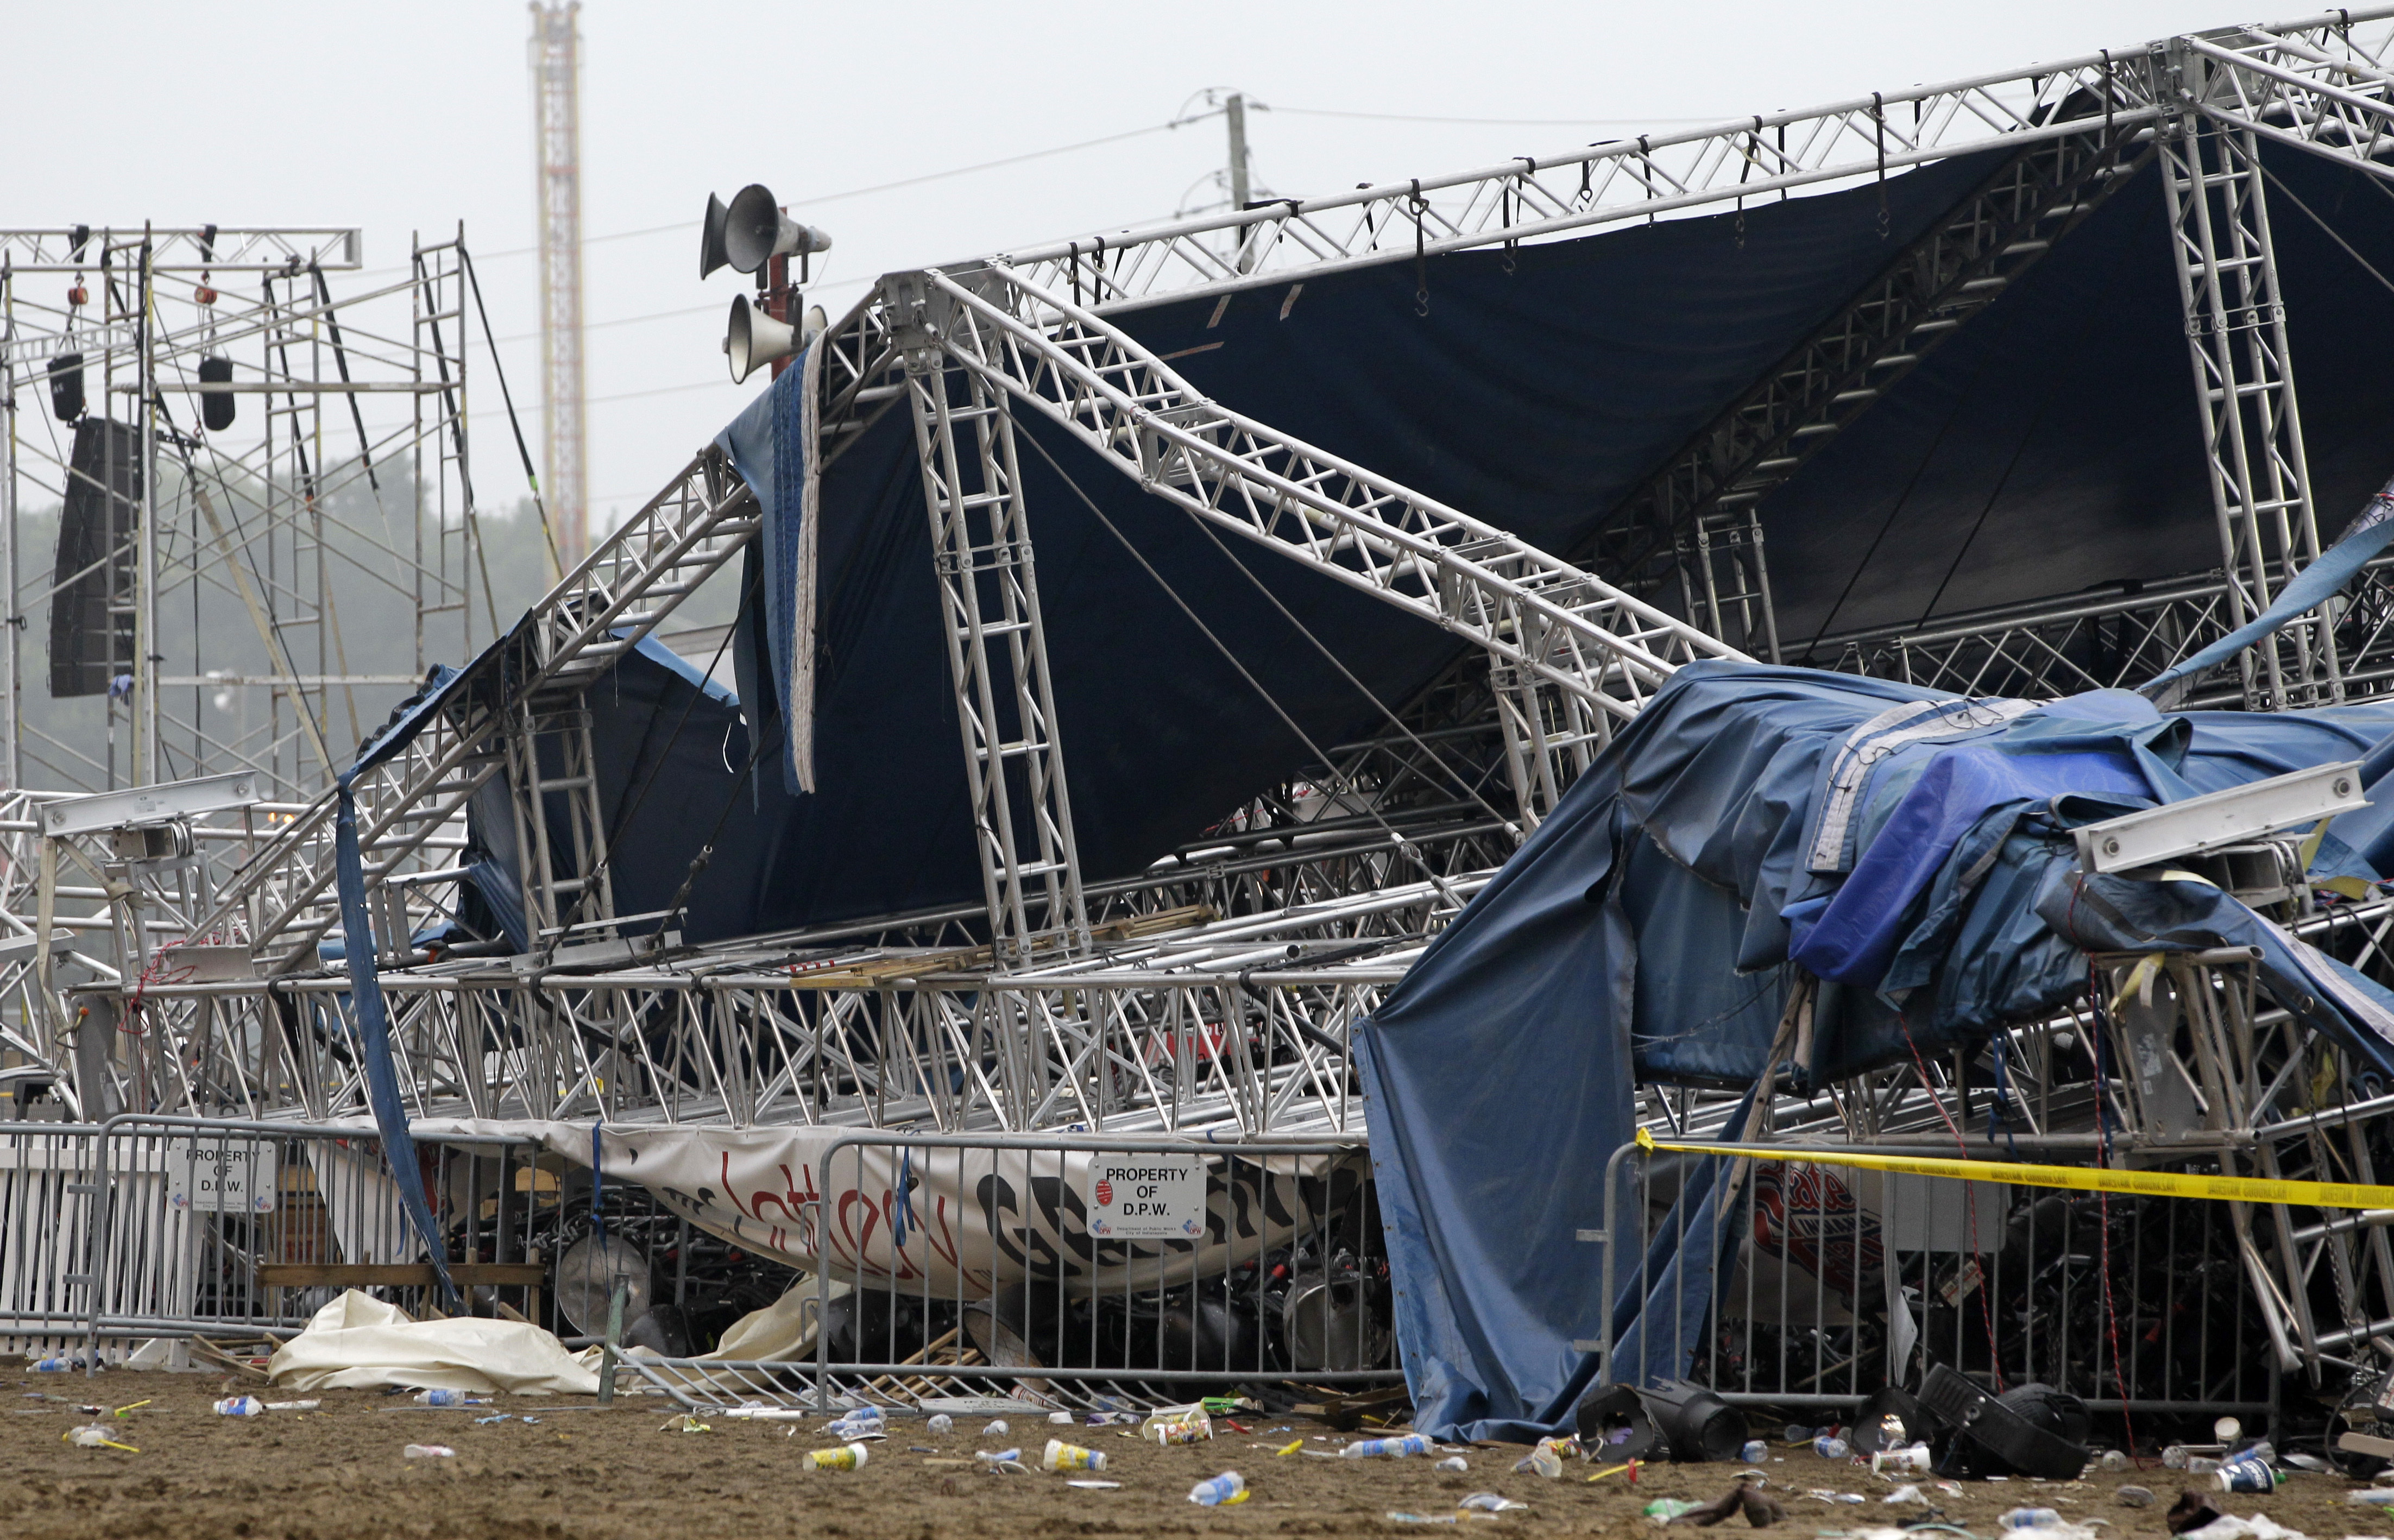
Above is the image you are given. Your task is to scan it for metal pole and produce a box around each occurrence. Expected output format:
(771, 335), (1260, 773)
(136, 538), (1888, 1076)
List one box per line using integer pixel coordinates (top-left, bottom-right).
(136, 230), (159, 786)
(2, 253), (17, 791)
(1227, 94), (1250, 211)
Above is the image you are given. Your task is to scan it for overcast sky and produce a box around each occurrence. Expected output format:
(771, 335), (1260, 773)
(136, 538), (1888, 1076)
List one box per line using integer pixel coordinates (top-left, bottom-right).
(8, 1), (2242, 534)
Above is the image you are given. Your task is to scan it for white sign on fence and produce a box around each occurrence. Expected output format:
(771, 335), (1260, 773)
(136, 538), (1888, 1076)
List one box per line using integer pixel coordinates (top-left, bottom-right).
(165, 1140), (276, 1214)
(1085, 1154), (1206, 1240)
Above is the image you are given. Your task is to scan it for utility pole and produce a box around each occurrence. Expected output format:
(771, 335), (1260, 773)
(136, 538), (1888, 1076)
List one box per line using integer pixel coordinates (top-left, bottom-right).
(529, 2), (587, 576)
(1226, 93), (1251, 210)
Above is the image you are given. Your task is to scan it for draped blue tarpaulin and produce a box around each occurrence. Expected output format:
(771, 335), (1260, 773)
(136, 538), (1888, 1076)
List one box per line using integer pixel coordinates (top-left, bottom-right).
(2141, 472), (2394, 705)
(333, 773), (457, 1306)
(1360, 660), (2394, 1443)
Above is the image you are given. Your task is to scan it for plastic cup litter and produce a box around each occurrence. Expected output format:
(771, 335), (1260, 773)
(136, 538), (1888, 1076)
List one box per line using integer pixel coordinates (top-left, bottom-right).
(214, 1396), (264, 1417)
(2118, 1487), (2156, 1508)
(927, 1414), (954, 1436)
(1188, 1471), (1247, 1507)
(403, 1444), (455, 1459)
(1435, 1455), (1470, 1473)
(984, 1419), (1010, 1436)
(808, 1443), (870, 1471)
(1043, 1438), (1107, 1473)
(1741, 1440), (1768, 1464)
(1150, 1417), (1213, 1446)
(2099, 1450), (2129, 1471)
(2216, 1458), (2279, 1494)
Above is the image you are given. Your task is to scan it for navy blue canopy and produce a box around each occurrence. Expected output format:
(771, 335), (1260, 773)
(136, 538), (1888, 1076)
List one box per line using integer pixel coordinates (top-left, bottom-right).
(652, 141), (2394, 941)
(1358, 660), (2394, 1442)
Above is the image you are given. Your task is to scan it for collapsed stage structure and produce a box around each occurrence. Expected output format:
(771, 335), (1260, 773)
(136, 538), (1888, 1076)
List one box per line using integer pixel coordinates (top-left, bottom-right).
(15, 10), (2394, 1425)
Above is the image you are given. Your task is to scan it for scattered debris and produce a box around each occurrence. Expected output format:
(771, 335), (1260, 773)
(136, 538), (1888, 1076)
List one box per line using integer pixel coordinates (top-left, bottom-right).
(402, 1444), (454, 1459)
(1042, 1438), (1105, 1472)
(1188, 1471), (1248, 1507)
(64, 1425), (136, 1452)
(2118, 1487), (2156, 1509)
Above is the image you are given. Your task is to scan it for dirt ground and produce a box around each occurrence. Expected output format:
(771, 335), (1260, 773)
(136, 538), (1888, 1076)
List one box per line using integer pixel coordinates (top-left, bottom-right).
(7, 1369), (2387, 1540)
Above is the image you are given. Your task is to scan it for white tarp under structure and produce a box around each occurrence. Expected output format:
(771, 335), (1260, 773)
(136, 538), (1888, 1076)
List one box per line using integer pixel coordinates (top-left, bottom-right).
(405, 1120), (1360, 1298)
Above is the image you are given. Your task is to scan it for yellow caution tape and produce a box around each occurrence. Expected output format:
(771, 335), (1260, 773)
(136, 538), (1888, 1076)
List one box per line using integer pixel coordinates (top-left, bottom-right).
(1633, 1125), (2394, 1210)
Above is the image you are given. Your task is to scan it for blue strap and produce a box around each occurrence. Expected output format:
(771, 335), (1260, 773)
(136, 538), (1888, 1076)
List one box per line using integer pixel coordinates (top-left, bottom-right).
(892, 1147), (914, 1249)
(333, 780), (458, 1308)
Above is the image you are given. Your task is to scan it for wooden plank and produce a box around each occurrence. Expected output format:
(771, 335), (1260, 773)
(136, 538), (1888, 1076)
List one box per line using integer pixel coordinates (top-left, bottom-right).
(257, 1263), (548, 1289)
(2339, 1430), (2394, 1458)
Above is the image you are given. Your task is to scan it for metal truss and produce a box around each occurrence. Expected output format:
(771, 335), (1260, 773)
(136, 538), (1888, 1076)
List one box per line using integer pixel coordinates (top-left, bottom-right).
(2157, 43), (2337, 709)
(169, 449), (756, 976)
(1588, 119), (2161, 620)
(904, 264), (1743, 713)
(1744, 894), (2394, 1378)
(896, 289), (1090, 962)
(1813, 550), (2394, 706)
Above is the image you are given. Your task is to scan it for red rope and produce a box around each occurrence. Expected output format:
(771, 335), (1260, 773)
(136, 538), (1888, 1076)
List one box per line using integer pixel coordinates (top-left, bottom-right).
(1897, 1015), (2005, 1392)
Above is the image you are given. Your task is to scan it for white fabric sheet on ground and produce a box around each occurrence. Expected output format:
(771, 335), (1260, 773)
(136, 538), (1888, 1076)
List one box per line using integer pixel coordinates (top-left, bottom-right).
(267, 1289), (600, 1394)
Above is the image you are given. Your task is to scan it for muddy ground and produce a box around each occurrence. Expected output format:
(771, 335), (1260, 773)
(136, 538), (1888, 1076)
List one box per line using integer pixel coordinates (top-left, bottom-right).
(7, 1369), (2386, 1540)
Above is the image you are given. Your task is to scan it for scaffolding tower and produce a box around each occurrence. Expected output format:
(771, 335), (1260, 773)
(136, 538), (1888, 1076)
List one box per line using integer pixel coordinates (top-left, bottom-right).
(0, 225), (486, 800)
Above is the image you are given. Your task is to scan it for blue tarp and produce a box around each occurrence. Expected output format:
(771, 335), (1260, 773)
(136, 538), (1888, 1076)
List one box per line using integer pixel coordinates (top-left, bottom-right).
(1359, 661), (2394, 1442)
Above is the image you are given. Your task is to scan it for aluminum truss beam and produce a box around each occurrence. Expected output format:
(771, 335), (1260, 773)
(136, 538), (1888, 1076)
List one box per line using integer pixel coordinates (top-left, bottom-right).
(894, 282), (1091, 962)
(181, 449), (757, 973)
(900, 264), (1746, 712)
(1586, 118), (2161, 631)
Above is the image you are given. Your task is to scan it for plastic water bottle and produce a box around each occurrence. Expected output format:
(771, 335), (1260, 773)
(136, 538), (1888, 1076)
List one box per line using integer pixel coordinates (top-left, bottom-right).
(2187, 1457), (2222, 1475)
(2163, 1445), (2191, 1469)
(927, 1413), (954, 1436)
(2000, 1509), (2063, 1530)
(1741, 1439), (1768, 1464)
(412, 1389), (483, 1407)
(1188, 1472), (1246, 1507)
(983, 1419), (1010, 1436)
(976, 1448), (1023, 1466)
(1435, 1455), (1469, 1473)
(1813, 1434), (1850, 1460)
(1784, 1424), (1812, 1443)
(214, 1396), (264, 1417)
(1342, 1434), (1432, 1459)
(31, 1356), (82, 1372)
(402, 1444), (455, 1459)
(2099, 1450), (2129, 1471)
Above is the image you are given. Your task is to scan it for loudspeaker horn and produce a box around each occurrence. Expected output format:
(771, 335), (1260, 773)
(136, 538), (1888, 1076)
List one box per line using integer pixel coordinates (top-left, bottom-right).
(721, 184), (832, 274)
(699, 192), (734, 279)
(725, 295), (828, 383)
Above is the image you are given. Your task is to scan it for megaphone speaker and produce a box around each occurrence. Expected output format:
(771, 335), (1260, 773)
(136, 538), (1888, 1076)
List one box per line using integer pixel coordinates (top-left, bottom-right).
(726, 295), (830, 383)
(722, 184), (833, 274)
(726, 294), (797, 383)
(700, 192), (733, 280)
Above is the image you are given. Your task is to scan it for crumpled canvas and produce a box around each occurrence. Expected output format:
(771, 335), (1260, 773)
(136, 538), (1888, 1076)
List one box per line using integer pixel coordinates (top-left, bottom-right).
(267, 1289), (600, 1395)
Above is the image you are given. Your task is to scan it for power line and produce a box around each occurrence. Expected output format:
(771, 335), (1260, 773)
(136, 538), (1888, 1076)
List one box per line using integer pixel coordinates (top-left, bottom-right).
(1267, 105), (1722, 128)
(430, 114), (1216, 270)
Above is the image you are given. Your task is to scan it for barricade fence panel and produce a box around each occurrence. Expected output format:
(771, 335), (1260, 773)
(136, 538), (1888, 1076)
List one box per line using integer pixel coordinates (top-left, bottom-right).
(1600, 1143), (2276, 1418)
(0, 1118), (558, 1359)
(630, 1133), (1400, 1414)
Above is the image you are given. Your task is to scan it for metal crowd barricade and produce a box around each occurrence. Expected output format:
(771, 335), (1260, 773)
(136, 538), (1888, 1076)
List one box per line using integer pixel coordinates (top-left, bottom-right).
(1593, 1138), (2275, 1417)
(631, 1131), (1400, 1415)
(0, 1114), (549, 1362)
